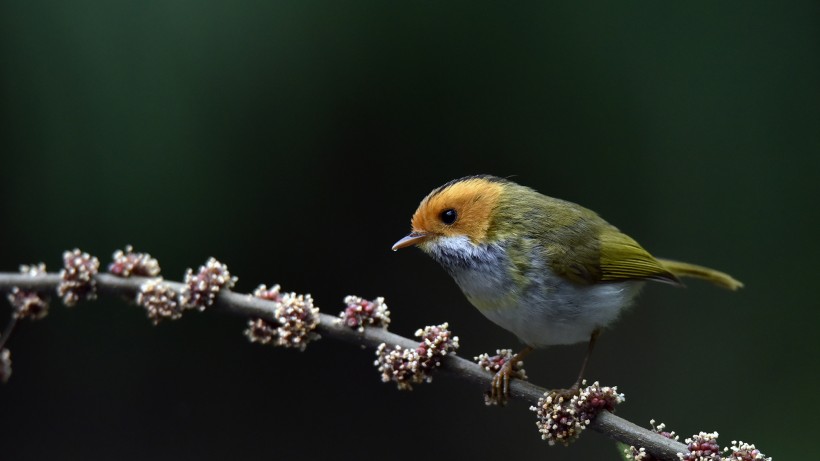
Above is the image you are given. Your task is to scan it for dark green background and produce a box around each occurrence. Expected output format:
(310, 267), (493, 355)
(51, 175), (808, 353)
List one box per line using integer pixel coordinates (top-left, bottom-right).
(1, 2), (817, 460)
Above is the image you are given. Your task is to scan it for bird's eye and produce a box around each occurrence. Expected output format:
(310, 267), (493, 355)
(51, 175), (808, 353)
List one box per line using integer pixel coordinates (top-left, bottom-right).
(439, 208), (457, 225)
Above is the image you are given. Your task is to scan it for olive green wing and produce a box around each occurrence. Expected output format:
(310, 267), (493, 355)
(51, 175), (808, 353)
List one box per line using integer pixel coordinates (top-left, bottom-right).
(543, 222), (680, 286)
(515, 191), (680, 286)
(549, 228), (743, 289)
(544, 240), (603, 285)
(597, 229), (681, 285)
(598, 229), (744, 289)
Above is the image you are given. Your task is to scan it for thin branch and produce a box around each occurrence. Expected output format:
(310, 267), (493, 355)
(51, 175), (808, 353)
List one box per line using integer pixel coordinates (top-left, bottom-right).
(0, 312), (19, 350)
(0, 272), (688, 460)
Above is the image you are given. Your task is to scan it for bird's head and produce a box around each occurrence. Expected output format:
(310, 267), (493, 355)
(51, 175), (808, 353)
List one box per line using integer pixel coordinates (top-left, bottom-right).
(392, 175), (507, 253)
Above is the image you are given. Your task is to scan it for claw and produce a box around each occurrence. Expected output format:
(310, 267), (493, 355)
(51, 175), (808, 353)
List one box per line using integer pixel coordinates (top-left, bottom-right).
(490, 362), (515, 405)
(487, 347), (532, 405)
(552, 385), (582, 401)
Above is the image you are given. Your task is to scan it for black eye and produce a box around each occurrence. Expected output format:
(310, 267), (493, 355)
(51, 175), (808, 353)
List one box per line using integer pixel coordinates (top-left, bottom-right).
(439, 208), (457, 225)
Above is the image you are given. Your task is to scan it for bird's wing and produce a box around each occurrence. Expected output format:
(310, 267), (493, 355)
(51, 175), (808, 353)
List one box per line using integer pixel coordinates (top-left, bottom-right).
(543, 220), (679, 286)
(596, 230), (681, 285)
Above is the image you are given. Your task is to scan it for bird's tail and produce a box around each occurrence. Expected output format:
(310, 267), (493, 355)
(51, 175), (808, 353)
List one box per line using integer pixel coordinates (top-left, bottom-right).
(656, 258), (744, 291)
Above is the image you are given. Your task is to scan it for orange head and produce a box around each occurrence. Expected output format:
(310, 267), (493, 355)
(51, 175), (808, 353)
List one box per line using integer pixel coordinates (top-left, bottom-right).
(392, 175), (507, 251)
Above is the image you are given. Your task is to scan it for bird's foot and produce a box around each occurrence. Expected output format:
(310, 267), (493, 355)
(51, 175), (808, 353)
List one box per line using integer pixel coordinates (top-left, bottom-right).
(547, 378), (590, 402)
(488, 360), (527, 406)
(550, 385), (582, 402)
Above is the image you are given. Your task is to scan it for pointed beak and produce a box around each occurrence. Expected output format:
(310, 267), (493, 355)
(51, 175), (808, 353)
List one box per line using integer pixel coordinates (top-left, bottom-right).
(392, 232), (430, 251)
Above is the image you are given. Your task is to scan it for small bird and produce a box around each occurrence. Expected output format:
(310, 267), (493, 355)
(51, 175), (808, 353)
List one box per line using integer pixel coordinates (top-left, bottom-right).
(392, 175), (742, 401)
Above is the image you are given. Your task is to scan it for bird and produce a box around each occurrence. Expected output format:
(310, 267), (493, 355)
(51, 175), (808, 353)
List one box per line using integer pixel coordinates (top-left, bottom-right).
(392, 174), (742, 402)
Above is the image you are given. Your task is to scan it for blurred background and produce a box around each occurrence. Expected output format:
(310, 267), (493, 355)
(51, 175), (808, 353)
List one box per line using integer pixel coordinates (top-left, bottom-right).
(1, 1), (818, 460)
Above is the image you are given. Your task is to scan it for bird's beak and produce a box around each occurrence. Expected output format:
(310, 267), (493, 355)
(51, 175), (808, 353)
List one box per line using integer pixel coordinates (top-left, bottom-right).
(392, 232), (430, 251)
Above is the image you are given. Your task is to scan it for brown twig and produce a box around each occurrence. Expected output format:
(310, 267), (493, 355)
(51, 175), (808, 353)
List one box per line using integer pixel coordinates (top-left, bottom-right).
(0, 272), (688, 460)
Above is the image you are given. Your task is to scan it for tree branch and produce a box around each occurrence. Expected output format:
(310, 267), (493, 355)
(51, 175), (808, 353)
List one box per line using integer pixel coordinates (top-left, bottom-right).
(0, 272), (688, 460)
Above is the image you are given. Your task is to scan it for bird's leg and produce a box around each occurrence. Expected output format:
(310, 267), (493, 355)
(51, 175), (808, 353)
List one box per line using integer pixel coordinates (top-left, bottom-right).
(490, 346), (533, 404)
(573, 328), (601, 389)
(556, 329), (601, 399)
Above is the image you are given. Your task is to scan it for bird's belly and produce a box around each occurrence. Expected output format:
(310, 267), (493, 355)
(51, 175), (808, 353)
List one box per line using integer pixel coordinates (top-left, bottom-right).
(454, 268), (643, 347)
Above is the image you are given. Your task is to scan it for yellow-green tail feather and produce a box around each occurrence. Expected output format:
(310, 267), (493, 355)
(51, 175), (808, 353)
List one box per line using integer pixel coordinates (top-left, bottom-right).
(656, 258), (743, 291)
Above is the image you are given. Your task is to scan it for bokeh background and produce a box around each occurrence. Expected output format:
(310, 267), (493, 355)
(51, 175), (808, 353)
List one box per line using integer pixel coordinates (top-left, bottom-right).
(1, 2), (818, 460)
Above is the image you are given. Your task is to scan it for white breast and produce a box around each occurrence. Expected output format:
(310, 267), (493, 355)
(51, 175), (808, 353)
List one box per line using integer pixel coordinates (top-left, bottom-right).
(423, 235), (643, 347)
(476, 279), (643, 346)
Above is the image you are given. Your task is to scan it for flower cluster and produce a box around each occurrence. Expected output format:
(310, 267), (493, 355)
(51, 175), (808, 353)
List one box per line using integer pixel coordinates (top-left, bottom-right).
(416, 323), (459, 370)
(674, 433), (771, 461)
(252, 284), (284, 302)
(338, 295), (390, 331)
(624, 446), (653, 461)
(374, 323), (459, 390)
(624, 423), (771, 461)
(181, 257), (237, 310)
(245, 285), (320, 351)
(623, 420), (679, 460)
(128, 256), (237, 324)
(374, 344), (423, 391)
(137, 279), (182, 324)
(651, 420), (679, 442)
(108, 245), (160, 277)
(678, 432), (722, 461)
(530, 380), (624, 446)
(723, 441), (770, 461)
(7, 264), (50, 320)
(58, 249), (100, 306)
